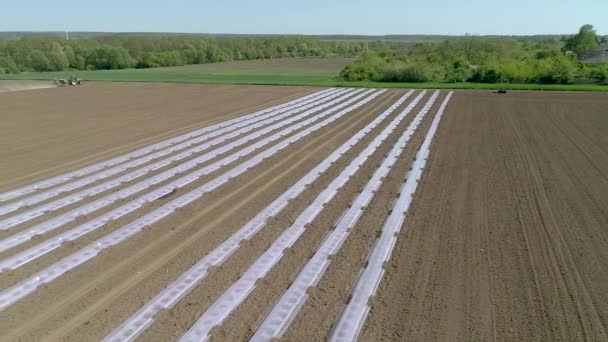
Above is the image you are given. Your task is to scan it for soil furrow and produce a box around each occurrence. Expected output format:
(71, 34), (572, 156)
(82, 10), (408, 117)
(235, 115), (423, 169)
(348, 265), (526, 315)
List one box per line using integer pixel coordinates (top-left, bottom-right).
(360, 90), (608, 342)
(195, 92), (432, 342)
(0, 83), (315, 189)
(0, 90), (357, 253)
(2, 86), (606, 342)
(0, 92), (363, 280)
(0, 90), (402, 341)
(274, 92), (446, 341)
(0, 88), (340, 215)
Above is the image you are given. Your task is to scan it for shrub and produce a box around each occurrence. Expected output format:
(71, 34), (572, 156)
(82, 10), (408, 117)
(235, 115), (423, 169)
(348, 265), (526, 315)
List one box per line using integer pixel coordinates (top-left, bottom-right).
(340, 60), (380, 81)
(482, 68), (501, 83)
(469, 65), (501, 83)
(444, 59), (472, 83)
(576, 63), (608, 81)
(339, 52), (388, 81)
(379, 61), (406, 82)
(379, 61), (437, 83)
(533, 56), (575, 84)
(535, 50), (559, 59)
(500, 60), (533, 83)
(599, 65), (608, 81)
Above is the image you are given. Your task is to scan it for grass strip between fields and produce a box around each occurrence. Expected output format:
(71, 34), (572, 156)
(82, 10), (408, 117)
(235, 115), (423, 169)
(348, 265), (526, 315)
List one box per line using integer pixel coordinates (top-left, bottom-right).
(1, 65), (606, 91)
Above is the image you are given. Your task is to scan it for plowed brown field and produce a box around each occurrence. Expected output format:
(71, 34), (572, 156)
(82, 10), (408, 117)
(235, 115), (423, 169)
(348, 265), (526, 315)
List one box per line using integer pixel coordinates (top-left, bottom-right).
(0, 82), (313, 186)
(361, 91), (608, 342)
(0, 85), (606, 342)
(0, 80), (56, 94)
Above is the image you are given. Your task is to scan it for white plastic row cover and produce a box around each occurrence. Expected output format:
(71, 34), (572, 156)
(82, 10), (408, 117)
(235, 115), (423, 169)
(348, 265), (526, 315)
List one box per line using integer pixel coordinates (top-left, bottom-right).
(250, 90), (440, 341)
(178, 90), (427, 342)
(0, 88), (335, 202)
(0, 88), (348, 215)
(0, 89), (360, 231)
(0, 89), (384, 311)
(102, 90), (416, 342)
(0, 89), (367, 263)
(329, 91), (454, 342)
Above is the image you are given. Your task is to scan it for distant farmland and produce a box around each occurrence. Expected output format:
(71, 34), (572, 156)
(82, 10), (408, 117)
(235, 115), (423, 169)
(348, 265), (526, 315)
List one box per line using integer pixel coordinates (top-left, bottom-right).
(0, 57), (354, 86)
(1, 57), (606, 91)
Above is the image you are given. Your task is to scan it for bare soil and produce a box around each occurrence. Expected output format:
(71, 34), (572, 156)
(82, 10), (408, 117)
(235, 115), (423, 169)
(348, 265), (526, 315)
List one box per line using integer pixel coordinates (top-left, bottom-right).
(0, 80), (56, 93)
(0, 82), (314, 188)
(360, 91), (608, 341)
(1, 87), (606, 342)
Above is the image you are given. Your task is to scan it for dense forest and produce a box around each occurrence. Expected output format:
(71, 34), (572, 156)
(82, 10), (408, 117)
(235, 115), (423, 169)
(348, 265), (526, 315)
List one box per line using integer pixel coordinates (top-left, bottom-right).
(340, 25), (608, 84)
(0, 35), (382, 74)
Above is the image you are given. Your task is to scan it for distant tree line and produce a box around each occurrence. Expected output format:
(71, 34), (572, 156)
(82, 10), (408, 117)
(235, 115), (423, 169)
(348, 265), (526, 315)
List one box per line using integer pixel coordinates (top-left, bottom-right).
(0, 35), (384, 74)
(340, 25), (608, 85)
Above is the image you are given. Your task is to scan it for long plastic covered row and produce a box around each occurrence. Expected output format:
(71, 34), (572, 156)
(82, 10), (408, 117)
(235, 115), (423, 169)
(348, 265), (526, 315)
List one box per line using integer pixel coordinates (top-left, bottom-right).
(251, 91), (440, 341)
(0, 89), (369, 264)
(0, 89), (383, 311)
(329, 91), (453, 342)
(102, 90), (416, 342)
(0, 88), (335, 202)
(178, 90), (427, 342)
(0, 89), (362, 233)
(0, 88), (347, 215)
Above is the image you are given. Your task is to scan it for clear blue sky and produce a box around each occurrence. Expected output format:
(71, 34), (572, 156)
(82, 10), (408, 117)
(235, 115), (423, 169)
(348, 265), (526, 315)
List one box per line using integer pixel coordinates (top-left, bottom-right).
(1, 0), (606, 35)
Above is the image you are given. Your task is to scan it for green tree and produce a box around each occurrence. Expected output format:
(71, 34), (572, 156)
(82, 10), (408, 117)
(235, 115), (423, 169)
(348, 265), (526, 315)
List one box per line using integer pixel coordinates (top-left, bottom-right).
(562, 24), (600, 55)
(73, 54), (86, 70)
(28, 49), (51, 71)
(599, 65), (608, 82)
(87, 45), (134, 69)
(139, 51), (184, 67)
(48, 42), (69, 71)
(444, 59), (472, 83)
(0, 55), (20, 73)
(140, 52), (161, 68)
(62, 45), (76, 67)
(500, 60), (533, 83)
(0, 34), (375, 72)
(205, 45), (226, 63)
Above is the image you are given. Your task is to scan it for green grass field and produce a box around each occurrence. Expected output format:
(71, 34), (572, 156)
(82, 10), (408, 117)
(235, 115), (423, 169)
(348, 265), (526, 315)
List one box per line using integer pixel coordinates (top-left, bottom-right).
(1, 57), (606, 91)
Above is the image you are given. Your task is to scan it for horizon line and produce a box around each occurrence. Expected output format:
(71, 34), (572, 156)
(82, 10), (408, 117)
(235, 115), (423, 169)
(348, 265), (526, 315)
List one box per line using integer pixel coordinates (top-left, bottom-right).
(2, 30), (599, 37)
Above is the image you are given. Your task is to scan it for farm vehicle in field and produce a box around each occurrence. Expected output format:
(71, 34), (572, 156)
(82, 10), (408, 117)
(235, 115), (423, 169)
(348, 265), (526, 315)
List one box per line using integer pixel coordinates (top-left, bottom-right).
(54, 75), (84, 86)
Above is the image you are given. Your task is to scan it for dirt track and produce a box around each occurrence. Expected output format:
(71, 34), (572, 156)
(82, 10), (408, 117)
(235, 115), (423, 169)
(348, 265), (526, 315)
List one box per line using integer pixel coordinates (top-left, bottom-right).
(0, 85), (606, 341)
(0, 80), (56, 94)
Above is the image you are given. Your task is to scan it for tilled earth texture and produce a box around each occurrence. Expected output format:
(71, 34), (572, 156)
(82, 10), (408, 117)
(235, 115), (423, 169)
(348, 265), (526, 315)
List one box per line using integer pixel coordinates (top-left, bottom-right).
(0, 80), (56, 94)
(0, 85), (606, 342)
